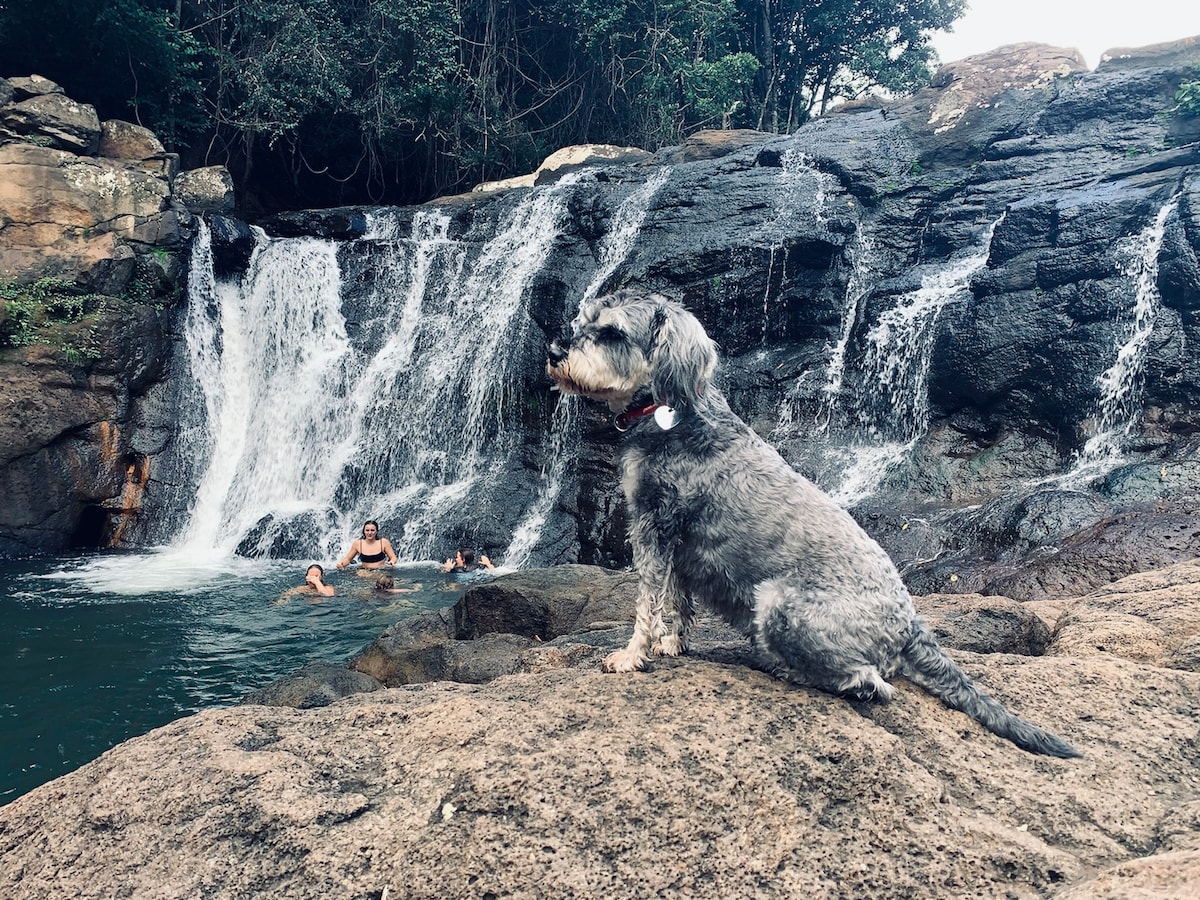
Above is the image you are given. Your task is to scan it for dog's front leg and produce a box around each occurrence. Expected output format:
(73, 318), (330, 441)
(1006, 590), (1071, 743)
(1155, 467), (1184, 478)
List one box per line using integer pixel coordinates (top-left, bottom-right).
(654, 593), (695, 658)
(601, 580), (664, 672)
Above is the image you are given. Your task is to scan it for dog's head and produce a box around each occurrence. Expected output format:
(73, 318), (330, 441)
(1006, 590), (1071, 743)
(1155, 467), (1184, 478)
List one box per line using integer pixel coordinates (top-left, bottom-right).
(546, 289), (717, 412)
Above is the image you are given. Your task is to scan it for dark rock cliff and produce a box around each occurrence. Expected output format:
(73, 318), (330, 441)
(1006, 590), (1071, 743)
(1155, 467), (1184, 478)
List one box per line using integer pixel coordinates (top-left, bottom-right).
(4, 39), (1200, 597)
(257, 38), (1196, 597)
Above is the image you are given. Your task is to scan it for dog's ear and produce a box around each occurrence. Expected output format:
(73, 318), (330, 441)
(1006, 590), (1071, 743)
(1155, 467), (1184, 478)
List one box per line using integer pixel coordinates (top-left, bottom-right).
(649, 304), (717, 408)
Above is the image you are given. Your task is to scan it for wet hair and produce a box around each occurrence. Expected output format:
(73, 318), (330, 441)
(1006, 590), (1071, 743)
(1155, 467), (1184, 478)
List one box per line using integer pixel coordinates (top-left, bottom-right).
(362, 520), (380, 538)
(306, 564), (324, 579)
(458, 548), (476, 567)
(374, 574), (395, 591)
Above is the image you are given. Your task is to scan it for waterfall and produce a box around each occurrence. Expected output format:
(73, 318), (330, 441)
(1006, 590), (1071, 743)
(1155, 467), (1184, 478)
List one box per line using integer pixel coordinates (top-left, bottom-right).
(835, 216), (1001, 503)
(172, 181), (578, 564)
(507, 169), (673, 568)
(1060, 196), (1179, 484)
(760, 148), (835, 342)
(860, 220), (1001, 437)
(179, 223), (357, 552)
(815, 228), (878, 432)
(579, 168), (671, 307)
(777, 216), (1001, 506)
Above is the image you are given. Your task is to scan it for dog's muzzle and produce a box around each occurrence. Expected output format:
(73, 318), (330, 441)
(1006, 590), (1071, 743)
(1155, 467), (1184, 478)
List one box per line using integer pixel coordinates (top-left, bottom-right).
(547, 341), (568, 367)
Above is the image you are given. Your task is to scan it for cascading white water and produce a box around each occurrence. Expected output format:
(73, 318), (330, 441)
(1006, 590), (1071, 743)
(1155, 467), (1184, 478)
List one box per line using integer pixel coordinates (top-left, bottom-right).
(759, 148), (835, 342)
(580, 168), (671, 307)
(834, 216), (1002, 504)
(507, 169), (674, 568)
(174, 181), (580, 564)
(1058, 195), (1179, 485)
(181, 223), (356, 553)
(778, 216), (1001, 506)
(814, 229), (878, 432)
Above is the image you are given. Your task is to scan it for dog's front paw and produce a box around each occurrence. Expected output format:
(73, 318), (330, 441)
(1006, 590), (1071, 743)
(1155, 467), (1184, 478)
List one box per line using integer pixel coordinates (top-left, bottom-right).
(653, 634), (686, 657)
(602, 648), (645, 673)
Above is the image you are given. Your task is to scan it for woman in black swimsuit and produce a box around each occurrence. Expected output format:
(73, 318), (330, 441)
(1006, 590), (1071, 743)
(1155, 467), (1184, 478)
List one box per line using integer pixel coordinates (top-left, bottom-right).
(336, 519), (398, 570)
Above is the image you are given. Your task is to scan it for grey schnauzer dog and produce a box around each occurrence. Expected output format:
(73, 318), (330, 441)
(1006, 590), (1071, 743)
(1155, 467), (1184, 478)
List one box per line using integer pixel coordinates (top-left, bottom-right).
(546, 289), (1079, 758)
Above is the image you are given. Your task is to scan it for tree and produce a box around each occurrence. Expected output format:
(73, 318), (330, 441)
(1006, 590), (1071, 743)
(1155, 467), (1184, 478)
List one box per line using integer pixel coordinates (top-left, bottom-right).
(739, 0), (966, 131)
(2, 0), (967, 209)
(542, 0), (759, 147)
(0, 0), (207, 147)
(188, 0), (466, 206)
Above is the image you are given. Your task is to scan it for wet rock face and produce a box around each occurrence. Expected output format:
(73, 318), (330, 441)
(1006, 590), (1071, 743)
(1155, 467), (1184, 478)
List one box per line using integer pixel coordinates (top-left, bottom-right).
(0, 75), (234, 554)
(217, 39), (1200, 578)
(548, 38), (1200, 581)
(6, 38), (1200, 571)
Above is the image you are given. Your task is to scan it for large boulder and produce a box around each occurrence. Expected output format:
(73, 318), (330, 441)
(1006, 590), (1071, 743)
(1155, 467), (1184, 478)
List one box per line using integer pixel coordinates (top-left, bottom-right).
(6, 563), (1200, 897)
(1, 635), (1197, 898)
(0, 87), (100, 154)
(1047, 557), (1200, 670)
(98, 119), (165, 161)
(0, 142), (177, 291)
(173, 165), (236, 214)
(349, 566), (638, 686)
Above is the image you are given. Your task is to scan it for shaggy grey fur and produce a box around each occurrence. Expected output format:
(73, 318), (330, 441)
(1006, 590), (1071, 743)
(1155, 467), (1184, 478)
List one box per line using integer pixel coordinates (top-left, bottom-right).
(547, 289), (1080, 758)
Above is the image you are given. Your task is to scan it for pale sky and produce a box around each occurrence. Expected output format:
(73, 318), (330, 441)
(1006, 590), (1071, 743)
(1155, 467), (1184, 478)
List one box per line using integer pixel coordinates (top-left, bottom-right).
(929, 0), (1198, 70)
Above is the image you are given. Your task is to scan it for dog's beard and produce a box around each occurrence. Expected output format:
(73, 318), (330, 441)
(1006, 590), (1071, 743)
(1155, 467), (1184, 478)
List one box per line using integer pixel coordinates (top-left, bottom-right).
(546, 355), (645, 411)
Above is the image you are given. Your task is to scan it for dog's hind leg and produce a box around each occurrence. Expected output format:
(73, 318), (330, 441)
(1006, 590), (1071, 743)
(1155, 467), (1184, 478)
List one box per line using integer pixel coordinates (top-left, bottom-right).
(753, 579), (899, 702)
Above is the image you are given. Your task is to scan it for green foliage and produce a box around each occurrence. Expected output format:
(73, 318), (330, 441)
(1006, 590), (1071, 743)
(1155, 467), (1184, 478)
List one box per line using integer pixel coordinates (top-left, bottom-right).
(0, 279), (105, 361)
(743, 0), (967, 130)
(2, 0), (969, 206)
(1172, 72), (1200, 117)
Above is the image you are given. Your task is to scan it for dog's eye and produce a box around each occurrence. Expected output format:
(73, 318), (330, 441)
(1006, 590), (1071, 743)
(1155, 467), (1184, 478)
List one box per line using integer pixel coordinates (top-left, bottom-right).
(594, 325), (626, 345)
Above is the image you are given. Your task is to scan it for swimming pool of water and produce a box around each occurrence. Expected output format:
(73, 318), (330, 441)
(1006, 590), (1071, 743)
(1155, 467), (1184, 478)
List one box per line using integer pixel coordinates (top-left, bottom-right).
(0, 550), (464, 806)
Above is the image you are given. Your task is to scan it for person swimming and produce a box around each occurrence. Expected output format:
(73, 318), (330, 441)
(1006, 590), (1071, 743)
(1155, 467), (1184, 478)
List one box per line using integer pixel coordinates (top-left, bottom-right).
(277, 564), (335, 602)
(440, 547), (495, 573)
(373, 574), (421, 594)
(336, 520), (398, 570)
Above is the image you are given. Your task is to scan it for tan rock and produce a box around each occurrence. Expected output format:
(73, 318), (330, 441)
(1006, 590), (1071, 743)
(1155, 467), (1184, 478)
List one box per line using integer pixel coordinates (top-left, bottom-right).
(0, 648), (1196, 899)
(914, 43), (1088, 136)
(473, 144), (651, 191)
(98, 119), (165, 161)
(472, 172), (537, 192)
(533, 143), (652, 184)
(1047, 558), (1200, 670)
(0, 143), (171, 286)
(656, 128), (775, 163)
(173, 165), (235, 213)
(1097, 34), (1200, 71)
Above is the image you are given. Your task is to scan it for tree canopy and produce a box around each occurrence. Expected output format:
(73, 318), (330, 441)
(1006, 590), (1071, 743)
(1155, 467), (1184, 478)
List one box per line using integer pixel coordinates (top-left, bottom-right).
(0, 0), (965, 211)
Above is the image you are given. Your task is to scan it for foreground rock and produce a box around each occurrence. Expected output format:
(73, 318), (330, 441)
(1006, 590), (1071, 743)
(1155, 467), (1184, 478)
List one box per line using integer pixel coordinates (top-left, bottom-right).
(2, 562), (1199, 898)
(1, 655), (1195, 898)
(1047, 557), (1200, 670)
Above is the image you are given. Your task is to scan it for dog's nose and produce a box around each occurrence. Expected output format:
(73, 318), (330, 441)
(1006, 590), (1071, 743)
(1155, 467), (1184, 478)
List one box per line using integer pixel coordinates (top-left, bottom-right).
(547, 340), (568, 366)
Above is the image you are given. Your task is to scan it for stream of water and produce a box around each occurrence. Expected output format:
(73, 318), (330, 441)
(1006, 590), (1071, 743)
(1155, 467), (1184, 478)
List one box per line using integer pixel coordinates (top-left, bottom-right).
(0, 553), (465, 806)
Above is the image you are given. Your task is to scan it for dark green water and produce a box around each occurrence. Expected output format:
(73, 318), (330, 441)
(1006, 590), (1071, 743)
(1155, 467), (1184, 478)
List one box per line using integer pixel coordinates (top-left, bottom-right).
(0, 551), (460, 806)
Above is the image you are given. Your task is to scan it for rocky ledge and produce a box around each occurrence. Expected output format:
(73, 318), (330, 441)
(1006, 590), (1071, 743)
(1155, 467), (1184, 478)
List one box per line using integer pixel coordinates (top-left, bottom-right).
(0, 74), (234, 554)
(1, 562), (1198, 899)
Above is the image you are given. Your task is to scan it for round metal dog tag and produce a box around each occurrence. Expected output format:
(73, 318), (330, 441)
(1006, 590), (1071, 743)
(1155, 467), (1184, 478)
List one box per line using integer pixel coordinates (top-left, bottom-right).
(654, 405), (678, 430)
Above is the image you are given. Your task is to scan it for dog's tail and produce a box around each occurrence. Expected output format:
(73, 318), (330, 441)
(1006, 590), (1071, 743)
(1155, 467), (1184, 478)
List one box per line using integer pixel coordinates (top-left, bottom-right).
(898, 620), (1081, 758)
